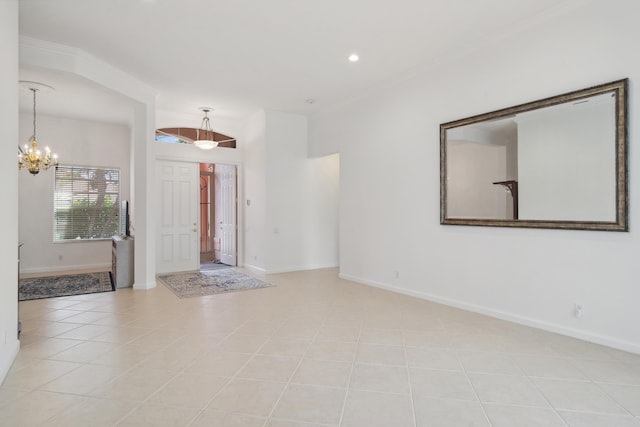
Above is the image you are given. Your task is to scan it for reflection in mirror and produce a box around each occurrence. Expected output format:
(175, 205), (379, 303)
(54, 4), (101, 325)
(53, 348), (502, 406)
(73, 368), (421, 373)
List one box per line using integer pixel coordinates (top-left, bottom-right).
(440, 79), (627, 231)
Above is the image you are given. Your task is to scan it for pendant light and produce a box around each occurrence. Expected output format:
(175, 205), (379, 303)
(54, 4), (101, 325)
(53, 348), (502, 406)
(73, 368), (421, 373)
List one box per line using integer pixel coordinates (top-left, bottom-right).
(194, 108), (218, 150)
(18, 82), (59, 175)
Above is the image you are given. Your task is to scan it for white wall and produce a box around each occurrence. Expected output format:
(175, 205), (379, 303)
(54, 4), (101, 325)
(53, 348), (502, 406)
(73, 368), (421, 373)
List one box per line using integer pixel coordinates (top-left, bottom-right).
(242, 110), (339, 274)
(18, 115), (131, 274)
(309, 0), (640, 353)
(265, 110), (339, 273)
(243, 110), (267, 271)
(0, 0), (20, 385)
(308, 153), (340, 267)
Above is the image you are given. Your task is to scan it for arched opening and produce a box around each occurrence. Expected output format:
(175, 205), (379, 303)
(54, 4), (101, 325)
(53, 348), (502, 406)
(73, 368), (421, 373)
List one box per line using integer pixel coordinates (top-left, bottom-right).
(156, 127), (237, 148)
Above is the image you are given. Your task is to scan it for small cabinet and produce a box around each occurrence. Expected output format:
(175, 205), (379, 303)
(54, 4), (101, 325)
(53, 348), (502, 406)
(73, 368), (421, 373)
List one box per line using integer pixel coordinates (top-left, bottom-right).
(112, 235), (134, 288)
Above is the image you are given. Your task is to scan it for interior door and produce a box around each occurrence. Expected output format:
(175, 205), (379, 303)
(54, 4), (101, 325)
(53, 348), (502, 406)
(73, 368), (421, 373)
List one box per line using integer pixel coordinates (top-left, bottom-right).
(216, 164), (237, 266)
(156, 160), (199, 273)
(199, 169), (214, 263)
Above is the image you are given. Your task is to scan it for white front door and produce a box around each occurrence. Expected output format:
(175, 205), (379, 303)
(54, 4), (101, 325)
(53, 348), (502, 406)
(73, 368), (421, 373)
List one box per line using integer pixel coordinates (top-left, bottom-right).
(217, 164), (237, 266)
(156, 160), (199, 273)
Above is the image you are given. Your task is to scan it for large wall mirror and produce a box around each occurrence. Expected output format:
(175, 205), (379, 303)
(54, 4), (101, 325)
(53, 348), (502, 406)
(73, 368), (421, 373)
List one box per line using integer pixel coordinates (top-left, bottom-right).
(440, 79), (628, 231)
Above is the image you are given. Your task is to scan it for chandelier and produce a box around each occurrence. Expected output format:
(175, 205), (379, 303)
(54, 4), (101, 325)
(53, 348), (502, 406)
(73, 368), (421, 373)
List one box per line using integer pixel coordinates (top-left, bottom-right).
(194, 108), (218, 150)
(18, 83), (58, 175)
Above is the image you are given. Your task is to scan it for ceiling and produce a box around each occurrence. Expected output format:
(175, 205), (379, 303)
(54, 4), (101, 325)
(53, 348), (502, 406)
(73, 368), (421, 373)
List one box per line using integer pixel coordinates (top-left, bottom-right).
(18, 0), (572, 125)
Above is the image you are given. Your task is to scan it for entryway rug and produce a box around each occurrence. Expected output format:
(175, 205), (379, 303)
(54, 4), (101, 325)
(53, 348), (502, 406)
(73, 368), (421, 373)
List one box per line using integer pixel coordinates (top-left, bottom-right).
(157, 269), (272, 299)
(19, 271), (114, 301)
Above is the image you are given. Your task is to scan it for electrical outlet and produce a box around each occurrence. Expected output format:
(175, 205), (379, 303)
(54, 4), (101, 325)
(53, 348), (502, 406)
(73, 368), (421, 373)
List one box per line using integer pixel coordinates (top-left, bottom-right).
(574, 303), (584, 318)
(394, 270), (400, 279)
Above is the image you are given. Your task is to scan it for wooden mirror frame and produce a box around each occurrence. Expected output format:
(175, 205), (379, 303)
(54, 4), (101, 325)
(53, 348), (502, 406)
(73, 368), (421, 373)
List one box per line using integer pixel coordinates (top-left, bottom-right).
(440, 79), (628, 231)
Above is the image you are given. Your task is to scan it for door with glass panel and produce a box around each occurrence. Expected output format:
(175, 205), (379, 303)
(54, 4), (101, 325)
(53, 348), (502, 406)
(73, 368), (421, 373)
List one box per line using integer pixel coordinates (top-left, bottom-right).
(199, 166), (215, 264)
(216, 164), (237, 266)
(199, 163), (237, 267)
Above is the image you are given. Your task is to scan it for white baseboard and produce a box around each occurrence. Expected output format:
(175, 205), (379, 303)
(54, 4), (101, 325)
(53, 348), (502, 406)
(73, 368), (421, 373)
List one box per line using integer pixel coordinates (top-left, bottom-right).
(21, 263), (111, 276)
(0, 340), (20, 386)
(133, 281), (156, 291)
(266, 263), (339, 274)
(243, 264), (266, 275)
(339, 272), (640, 355)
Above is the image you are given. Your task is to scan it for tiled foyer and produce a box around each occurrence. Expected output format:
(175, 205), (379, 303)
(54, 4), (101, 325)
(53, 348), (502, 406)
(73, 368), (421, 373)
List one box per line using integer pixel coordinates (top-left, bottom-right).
(1, 268), (639, 426)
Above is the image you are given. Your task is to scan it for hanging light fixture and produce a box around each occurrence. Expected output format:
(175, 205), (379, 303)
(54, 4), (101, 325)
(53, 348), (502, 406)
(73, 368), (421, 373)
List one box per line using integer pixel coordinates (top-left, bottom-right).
(18, 83), (58, 175)
(194, 107), (218, 150)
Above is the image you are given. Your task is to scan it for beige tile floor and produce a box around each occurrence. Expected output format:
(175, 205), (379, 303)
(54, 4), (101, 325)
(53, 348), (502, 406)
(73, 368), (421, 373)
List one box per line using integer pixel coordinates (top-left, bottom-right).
(2, 268), (640, 426)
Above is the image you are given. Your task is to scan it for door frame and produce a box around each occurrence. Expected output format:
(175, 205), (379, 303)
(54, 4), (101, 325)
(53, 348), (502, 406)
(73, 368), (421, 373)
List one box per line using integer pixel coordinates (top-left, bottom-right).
(213, 163), (238, 266)
(199, 162), (239, 266)
(155, 155), (244, 271)
(199, 167), (215, 264)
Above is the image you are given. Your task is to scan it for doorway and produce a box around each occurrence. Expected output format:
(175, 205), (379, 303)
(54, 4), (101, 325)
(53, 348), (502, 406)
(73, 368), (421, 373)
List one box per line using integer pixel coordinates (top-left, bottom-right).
(199, 163), (237, 270)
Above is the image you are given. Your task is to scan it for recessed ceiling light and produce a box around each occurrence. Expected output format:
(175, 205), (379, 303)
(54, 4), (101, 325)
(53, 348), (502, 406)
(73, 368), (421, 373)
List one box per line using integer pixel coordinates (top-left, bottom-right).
(348, 53), (359, 62)
(305, 99), (315, 104)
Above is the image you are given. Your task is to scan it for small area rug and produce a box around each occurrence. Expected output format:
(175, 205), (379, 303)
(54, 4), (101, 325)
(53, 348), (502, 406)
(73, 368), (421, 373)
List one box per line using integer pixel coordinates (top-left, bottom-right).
(157, 269), (272, 299)
(19, 271), (114, 301)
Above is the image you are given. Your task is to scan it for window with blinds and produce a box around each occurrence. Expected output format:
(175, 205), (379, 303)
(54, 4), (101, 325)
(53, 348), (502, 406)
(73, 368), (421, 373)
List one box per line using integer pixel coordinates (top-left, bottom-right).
(54, 165), (121, 242)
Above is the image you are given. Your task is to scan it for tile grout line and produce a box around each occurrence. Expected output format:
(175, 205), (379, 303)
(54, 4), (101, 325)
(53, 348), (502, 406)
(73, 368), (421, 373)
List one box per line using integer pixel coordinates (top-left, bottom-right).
(402, 330), (418, 427)
(179, 317), (263, 427)
(450, 334), (495, 426)
(83, 314), (193, 426)
(110, 313), (234, 419)
(337, 320), (362, 427)
(520, 367), (572, 427)
(262, 315), (348, 426)
(15, 297), (142, 425)
(108, 311), (255, 426)
(590, 380), (639, 420)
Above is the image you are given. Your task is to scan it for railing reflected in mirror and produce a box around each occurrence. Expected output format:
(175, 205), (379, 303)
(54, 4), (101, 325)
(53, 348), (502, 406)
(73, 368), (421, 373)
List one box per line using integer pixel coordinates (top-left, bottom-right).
(440, 79), (628, 231)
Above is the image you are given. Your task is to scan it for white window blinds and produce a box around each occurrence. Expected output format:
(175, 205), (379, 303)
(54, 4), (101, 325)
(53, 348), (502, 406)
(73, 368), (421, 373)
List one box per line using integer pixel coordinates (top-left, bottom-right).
(54, 166), (120, 241)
